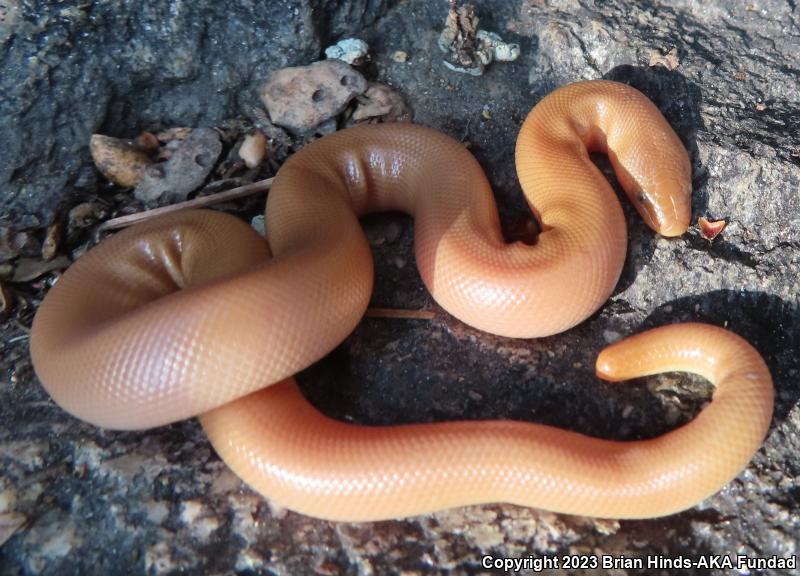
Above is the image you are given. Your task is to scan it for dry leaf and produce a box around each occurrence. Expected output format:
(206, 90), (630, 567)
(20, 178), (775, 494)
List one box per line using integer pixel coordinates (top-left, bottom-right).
(698, 216), (727, 241)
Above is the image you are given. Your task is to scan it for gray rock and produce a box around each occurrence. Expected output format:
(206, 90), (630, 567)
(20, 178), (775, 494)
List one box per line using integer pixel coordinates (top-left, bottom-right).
(260, 60), (369, 133)
(0, 0), (387, 225)
(134, 128), (221, 204)
(1, 0), (799, 574)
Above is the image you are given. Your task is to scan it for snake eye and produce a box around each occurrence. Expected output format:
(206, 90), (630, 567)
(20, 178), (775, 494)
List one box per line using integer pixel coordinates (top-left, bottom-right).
(636, 190), (649, 204)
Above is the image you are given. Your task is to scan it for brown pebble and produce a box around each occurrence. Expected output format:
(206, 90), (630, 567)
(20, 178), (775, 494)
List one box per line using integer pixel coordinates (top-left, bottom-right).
(90, 134), (153, 188)
(41, 221), (62, 261)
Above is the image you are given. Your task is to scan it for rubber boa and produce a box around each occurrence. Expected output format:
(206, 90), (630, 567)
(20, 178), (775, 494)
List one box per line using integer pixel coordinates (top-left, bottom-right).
(29, 80), (773, 521)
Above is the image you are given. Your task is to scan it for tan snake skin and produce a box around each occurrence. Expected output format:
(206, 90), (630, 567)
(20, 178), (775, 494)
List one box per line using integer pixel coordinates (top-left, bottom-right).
(30, 80), (772, 521)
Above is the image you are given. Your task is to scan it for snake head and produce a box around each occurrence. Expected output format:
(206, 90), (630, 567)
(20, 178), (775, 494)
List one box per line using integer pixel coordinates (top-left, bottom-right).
(632, 176), (691, 238)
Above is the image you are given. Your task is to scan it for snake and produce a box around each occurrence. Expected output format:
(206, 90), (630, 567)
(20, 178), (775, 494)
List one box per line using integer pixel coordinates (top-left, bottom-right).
(30, 80), (773, 521)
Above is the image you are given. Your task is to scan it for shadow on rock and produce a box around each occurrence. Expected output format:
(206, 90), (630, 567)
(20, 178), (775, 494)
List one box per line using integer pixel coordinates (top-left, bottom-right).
(642, 288), (799, 421)
(299, 288), (796, 445)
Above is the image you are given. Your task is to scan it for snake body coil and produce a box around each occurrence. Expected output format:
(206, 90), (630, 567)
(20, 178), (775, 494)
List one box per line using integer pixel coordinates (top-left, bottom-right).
(30, 81), (773, 521)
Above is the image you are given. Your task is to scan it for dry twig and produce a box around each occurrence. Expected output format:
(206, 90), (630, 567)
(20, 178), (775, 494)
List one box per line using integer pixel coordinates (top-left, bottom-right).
(98, 177), (273, 232)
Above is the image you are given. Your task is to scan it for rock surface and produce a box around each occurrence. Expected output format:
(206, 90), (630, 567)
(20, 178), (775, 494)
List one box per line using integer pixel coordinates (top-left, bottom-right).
(0, 0), (389, 225)
(1, 0), (799, 575)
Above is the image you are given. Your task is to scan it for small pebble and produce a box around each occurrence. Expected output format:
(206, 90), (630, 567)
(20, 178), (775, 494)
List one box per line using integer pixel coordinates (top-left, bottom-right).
(250, 215), (265, 238)
(314, 117), (338, 136)
(180, 500), (203, 524)
(384, 221), (403, 243)
(239, 131), (267, 169)
(478, 30), (519, 62)
(392, 50), (408, 63)
(324, 38), (369, 65)
(90, 134), (153, 188)
(11, 231), (40, 258)
(41, 222), (62, 261)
